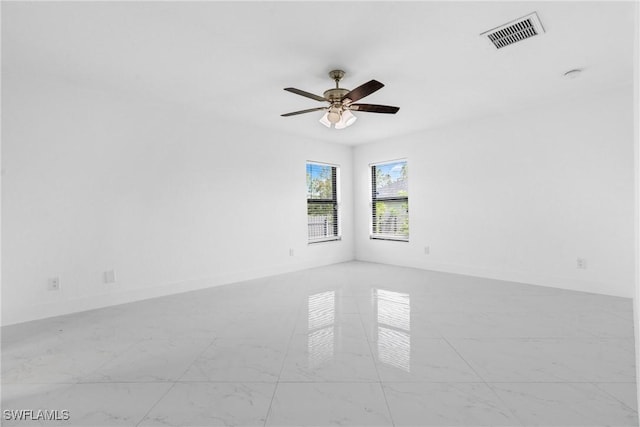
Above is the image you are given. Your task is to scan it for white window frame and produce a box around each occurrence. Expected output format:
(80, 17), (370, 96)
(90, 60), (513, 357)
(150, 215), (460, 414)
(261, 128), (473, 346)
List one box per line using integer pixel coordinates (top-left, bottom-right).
(370, 159), (409, 242)
(307, 161), (341, 244)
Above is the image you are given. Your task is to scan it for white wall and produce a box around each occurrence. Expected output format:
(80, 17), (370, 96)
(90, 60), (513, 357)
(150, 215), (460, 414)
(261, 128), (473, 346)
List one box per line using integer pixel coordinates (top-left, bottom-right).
(2, 72), (354, 325)
(355, 86), (635, 298)
(3, 69), (634, 327)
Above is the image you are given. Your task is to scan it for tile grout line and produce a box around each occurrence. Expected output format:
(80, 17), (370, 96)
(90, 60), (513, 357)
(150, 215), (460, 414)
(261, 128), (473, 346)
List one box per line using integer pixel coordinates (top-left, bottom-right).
(134, 334), (219, 426)
(590, 381), (640, 413)
(262, 289), (305, 427)
(75, 337), (144, 384)
(174, 335), (220, 383)
(134, 381), (178, 427)
(440, 335), (527, 427)
(355, 291), (396, 427)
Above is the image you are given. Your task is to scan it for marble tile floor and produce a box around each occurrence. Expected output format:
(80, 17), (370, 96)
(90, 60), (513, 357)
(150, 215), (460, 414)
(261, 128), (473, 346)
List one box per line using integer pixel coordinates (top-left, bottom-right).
(1, 261), (637, 426)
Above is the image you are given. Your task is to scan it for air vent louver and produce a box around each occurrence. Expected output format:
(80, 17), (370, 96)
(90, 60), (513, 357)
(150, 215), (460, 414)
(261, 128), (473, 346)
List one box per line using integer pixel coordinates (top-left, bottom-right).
(481, 12), (545, 49)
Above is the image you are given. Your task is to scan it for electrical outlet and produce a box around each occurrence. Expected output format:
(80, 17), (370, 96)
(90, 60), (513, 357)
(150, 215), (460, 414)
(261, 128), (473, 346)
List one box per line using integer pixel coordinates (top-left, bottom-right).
(424, 246), (430, 255)
(289, 248), (294, 257)
(48, 277), (60, 291)
(104, 270), (116, 284)
(577, 258), (587, 269)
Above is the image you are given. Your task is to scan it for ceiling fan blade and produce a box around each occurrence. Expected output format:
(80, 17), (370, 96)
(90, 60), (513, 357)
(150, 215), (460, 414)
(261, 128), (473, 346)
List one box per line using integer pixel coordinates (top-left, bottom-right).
(284, 87), (327, 102)
(350, 104), (400, 114)
(281, 107), (327, 117)
(341, 80), (384, 103)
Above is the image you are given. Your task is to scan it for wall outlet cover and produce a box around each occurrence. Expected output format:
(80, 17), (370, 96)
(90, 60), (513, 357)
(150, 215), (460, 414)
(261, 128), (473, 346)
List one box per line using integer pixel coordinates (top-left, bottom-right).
(104, 270), (116, 283)
(48, 277), (60, 291)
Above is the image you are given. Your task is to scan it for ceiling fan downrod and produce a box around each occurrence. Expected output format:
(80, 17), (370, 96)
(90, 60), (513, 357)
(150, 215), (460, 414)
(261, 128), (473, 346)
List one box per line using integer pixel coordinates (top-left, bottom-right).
(328, 69), (345, 88)
(324, 70), (350, 104)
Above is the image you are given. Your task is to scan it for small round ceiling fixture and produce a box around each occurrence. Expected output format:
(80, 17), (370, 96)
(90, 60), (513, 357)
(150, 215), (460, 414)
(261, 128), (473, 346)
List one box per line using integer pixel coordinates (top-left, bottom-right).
(563, 69), (582, 79)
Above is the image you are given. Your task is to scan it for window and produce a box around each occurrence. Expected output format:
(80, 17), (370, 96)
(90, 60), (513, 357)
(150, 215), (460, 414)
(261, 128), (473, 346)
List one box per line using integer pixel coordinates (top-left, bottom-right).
(371, 160), (408, 241)
(307, 162), (340, 243)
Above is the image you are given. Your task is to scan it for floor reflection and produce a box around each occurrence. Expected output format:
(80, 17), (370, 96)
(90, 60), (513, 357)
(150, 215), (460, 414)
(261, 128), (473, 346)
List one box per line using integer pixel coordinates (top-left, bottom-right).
(307, 291), (335, 368)
(374, 289), (411, 372)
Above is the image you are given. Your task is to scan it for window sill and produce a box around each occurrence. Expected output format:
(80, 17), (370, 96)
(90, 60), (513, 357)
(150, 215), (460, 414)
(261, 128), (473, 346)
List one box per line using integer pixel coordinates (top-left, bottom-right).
(308, 237), (342, 245)
(370, 235), (409, 242)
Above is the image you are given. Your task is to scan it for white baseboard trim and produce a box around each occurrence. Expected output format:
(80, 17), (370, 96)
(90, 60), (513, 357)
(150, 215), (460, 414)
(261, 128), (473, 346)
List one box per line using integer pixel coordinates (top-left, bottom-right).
(355, 256), (633, 299)
(2, 255), (352, 326)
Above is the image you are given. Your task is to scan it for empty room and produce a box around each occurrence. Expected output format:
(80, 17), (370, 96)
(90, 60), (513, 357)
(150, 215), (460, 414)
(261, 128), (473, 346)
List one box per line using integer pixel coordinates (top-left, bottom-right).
(2, 1), (639, 426)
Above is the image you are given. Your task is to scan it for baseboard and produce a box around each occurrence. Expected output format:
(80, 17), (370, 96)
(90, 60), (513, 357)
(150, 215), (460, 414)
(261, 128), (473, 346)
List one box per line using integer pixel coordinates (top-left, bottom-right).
(354, 256), (633, 299)
(1, 254), (352, 326)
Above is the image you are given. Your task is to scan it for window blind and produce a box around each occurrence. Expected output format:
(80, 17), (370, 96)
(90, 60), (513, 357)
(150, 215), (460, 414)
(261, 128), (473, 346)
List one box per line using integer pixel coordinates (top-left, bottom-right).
(371, 160), (408, 241)
(307, 162), (339, 242)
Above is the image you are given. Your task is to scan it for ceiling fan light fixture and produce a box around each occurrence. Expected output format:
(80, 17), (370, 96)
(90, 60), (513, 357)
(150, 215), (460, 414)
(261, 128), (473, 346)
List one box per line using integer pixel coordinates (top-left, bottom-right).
(335, 109), (357, 129)
(327, 106), (341, 124)
(327, 112), (341, 123)
(319, 112), (332, 128)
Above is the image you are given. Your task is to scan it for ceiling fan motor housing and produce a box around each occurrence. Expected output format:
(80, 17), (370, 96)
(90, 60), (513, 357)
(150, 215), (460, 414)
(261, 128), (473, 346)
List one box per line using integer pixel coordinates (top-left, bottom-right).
(323, 88), (350, 102)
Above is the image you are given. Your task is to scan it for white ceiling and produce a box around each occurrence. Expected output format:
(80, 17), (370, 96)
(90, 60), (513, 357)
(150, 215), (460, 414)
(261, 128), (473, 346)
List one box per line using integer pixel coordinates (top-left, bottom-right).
(3, 1), (636, 145)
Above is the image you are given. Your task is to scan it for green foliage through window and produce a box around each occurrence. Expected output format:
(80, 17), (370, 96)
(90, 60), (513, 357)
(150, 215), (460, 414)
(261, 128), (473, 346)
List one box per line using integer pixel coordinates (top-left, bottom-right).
(307, 163), (339, 242)
(372, 161), (408, 240)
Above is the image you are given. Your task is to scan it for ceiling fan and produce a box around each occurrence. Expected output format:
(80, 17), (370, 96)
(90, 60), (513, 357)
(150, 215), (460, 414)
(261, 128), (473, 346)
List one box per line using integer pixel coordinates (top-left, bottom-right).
(281, 70), (400, 129)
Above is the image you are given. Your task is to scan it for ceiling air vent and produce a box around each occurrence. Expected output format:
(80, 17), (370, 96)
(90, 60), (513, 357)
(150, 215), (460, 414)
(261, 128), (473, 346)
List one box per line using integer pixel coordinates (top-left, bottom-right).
(481, 12), (545, 49)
